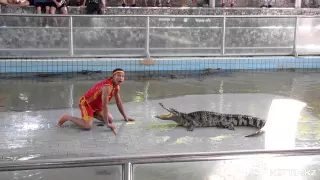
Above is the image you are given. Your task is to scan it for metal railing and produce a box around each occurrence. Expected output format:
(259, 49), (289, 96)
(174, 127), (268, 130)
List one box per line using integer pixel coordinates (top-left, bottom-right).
(0, 148), (319, 179)
(0, 14), (320, 58)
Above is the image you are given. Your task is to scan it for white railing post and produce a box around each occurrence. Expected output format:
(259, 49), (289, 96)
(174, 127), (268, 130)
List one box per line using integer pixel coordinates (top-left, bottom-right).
(222, 16), (226, 55)
(124, 162), (133, 180)
(69, 16), (74, 57)
(293, 16), (299, 57)
(145, 16), (150, 58)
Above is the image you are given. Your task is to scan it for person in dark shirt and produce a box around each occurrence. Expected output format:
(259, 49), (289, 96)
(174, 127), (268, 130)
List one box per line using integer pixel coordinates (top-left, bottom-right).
(80, 0), (105, 14)
(50, 0), (68, 15)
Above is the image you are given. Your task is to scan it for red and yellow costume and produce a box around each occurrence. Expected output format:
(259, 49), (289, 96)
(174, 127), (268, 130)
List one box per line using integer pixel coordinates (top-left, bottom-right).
(79, 78), (120, 120)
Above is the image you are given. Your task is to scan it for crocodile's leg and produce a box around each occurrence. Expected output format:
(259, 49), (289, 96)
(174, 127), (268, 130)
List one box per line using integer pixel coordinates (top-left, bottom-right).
(187, 123), (195, 131)
(185, 116), (196, 131)
(219, 115), (235, 130)
(215, 121), (225, 128)
(225, 121), (235, 130)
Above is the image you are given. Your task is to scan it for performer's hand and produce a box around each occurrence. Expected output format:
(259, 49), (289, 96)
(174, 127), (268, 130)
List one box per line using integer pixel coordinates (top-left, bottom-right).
(125, 117), (135, 121)
(107, 123), (115, 130)
(107, 123), (117, 135)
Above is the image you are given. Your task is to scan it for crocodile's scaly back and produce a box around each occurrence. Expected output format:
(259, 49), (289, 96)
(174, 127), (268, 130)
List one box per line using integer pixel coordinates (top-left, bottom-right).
(184, 111), (221, 127)
(218, 113), (266, 128)
(155, 102), (266, 137)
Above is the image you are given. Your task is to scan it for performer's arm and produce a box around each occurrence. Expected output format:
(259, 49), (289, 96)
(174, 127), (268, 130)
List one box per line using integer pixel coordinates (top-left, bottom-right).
(101, 85), (112, 125)
(115, 90), (128, 120)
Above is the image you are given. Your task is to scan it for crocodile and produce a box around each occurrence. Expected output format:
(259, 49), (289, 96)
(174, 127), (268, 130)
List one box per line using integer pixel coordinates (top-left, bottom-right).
(154, 102), (266, 137)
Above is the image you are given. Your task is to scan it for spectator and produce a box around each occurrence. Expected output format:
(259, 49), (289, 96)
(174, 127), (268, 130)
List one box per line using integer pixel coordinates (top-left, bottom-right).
(34, 0), (51, 26)
(222, 0), (234, 7)
(50, 0), (68, 14)
(121, 0), (135, 7)
(50, 0), (68, 26)
(153, 0), (171, 7)
(260, 0), (274, 7)
(35, 0), (51, 14)
(0, 0), (30, 6)
(81, 0), (105, 14)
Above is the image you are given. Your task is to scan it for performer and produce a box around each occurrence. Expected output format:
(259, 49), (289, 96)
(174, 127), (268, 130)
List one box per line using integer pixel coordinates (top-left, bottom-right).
(58, 68), (134, 133)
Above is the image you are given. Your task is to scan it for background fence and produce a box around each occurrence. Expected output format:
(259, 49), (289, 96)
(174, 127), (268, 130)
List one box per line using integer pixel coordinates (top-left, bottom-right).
(1, 14), (320, 58)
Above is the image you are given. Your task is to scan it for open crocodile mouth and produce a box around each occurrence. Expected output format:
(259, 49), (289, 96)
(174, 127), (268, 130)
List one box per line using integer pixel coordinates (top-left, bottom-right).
(156, 113), (174, 119)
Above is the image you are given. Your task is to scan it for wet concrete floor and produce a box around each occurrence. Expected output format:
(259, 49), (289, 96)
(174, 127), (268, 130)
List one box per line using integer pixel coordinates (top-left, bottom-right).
(1, 71), (320, 176)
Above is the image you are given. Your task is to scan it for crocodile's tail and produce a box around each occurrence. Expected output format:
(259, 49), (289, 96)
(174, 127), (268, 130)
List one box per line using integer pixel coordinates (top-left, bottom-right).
(230, 114), (266, 128)
(244, 129), (265, 137)
(229, 114), (266, 137)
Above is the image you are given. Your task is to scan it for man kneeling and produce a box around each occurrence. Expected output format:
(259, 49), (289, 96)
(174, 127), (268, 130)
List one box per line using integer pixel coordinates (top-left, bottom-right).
(58, 68), (134, 132)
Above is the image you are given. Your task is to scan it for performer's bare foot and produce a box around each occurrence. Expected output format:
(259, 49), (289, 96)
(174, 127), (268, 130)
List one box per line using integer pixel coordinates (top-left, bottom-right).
(58, 114), (69, 127)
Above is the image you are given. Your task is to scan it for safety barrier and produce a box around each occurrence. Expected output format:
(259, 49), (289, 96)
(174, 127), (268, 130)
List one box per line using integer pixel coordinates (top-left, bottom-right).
(1, 14), (320, 58)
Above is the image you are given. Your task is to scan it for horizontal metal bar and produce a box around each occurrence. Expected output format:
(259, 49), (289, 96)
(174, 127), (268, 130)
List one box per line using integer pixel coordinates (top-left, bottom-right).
(73, 27), (222, 29)
(0, 26), (69, 29)
(151, 52), (293, 57)
(0, 48), (67, 51)
(0, 53), (295, 59)
(149, 47), (221, 50)
(150, 53), (223, 56)
(226, 26), (295, 29)
(73, 27), (146, 29)
(0, 48), (143, 51)
(0, 55), (317, 62)
(223, 52), (294, 56)
(0, 53), (293, 59)
(1, 13), (320, 18)
(0, 47), (292, 51)
(150, 26), (296, 29)
(73, 48), (144, 51)
(295, 52), (320, 55)
(0, 26), (297, 30)
(63, 54), (146, 57)
(225, 46), (293, 49)
(0, 147), (319, 172)
(0, 57), (146, 62)
(0, 54), (146, 59)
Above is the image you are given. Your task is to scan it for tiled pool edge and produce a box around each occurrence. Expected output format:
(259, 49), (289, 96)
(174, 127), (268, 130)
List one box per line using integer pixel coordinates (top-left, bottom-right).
(1, 56), (320, 74)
